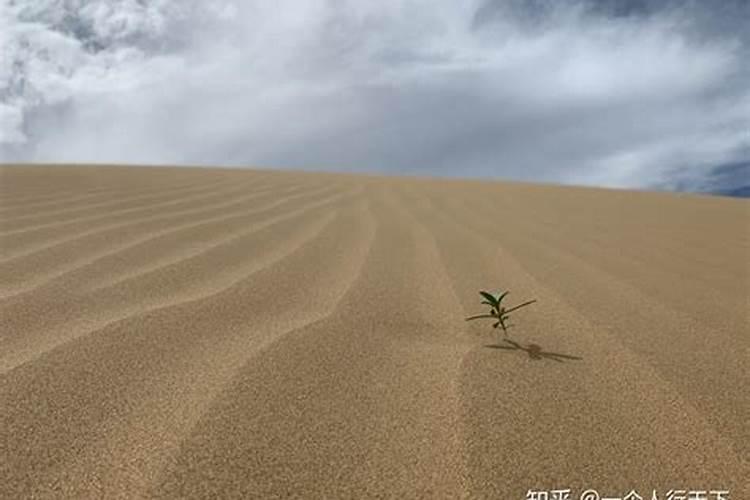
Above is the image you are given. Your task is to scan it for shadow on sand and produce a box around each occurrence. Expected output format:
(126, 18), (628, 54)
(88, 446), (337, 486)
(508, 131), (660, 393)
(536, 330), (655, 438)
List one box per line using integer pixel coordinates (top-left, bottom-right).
(484, 338), (582, 363)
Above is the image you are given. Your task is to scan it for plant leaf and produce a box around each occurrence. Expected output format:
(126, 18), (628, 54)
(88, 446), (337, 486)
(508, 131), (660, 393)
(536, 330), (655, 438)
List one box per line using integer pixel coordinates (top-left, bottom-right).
(479, 291), (498, 306)
(497, 291), (510, 304)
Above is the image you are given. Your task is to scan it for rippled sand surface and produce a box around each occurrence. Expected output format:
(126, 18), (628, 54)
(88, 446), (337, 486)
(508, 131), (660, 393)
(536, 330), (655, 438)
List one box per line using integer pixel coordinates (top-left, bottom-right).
(1, 164), (747, 498)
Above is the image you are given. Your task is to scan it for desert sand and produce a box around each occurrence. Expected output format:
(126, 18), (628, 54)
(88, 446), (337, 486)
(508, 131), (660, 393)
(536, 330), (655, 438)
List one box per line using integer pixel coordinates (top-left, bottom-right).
(0, 164), (748, 499)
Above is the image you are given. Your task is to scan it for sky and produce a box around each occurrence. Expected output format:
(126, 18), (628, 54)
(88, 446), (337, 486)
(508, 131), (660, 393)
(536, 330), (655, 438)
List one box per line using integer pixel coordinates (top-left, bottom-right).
(1, 0), (748, 194)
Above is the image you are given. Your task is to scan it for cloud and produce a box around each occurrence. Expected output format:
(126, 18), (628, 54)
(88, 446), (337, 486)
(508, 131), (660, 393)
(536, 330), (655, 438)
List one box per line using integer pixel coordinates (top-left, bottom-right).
(1, 0), (748, 192)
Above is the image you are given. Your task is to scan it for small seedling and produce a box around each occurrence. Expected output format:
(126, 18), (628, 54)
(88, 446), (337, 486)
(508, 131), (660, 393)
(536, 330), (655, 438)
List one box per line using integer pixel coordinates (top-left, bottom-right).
(465, 290), (536, 338)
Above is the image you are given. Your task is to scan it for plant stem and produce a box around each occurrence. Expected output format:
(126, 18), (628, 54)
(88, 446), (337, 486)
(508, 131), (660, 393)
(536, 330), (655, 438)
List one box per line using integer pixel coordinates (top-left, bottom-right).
(465, 314), (497, 321)
(504, 300), (537, 314)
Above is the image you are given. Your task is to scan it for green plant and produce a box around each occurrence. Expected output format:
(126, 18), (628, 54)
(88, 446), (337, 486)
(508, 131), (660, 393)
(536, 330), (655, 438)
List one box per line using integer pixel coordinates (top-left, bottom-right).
(465, 290), (536, 338)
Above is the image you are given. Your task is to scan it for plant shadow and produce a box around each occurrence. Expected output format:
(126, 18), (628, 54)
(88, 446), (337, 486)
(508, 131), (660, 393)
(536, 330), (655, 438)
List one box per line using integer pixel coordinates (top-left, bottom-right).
(484, 338), (582, 363)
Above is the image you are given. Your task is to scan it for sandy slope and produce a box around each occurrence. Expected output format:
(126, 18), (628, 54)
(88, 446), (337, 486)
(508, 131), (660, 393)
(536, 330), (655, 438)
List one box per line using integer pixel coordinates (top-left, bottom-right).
(0, 164), (747, 499)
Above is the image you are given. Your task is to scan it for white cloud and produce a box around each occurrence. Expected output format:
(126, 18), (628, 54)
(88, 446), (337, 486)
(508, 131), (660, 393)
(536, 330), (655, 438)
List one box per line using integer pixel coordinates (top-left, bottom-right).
(1, 0), (748, 191)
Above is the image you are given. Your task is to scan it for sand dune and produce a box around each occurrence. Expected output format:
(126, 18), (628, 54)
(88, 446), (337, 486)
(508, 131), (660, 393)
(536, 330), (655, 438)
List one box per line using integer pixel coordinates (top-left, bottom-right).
(0, 165), (747, 499)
